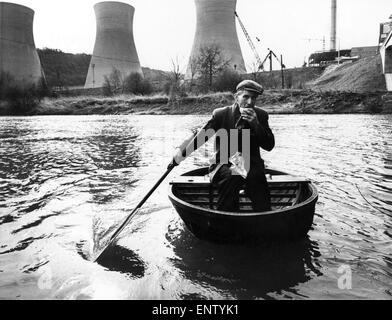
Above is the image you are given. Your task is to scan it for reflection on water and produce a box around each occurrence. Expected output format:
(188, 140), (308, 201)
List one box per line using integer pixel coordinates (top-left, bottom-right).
(96, 245), (146, 279)
(0, 114), (391, 300)
(167, 223), (322, 300)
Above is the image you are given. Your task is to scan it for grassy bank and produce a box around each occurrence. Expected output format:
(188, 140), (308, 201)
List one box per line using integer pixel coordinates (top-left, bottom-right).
(307, 55), (386, 93)
(33, 92), (234, 116)
(12, 90), (389, 116)
(1, 90), (389, 116)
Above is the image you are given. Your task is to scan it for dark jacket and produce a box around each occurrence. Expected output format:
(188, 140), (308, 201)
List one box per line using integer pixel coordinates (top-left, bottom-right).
(179, 103), (275, 176)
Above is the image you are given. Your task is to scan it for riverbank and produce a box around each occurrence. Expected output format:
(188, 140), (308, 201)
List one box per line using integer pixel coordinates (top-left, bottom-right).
(10, 89), (391, 115)
(1, 89), (391, 116)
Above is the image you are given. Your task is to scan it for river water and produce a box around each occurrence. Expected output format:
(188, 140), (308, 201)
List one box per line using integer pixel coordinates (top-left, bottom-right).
(0, 114), (391, 300)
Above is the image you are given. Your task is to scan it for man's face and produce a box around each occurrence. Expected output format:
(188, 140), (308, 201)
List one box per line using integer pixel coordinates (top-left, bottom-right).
(236, 90), (258, 110)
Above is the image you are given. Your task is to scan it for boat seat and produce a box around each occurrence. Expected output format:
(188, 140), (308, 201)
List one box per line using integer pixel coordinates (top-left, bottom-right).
(170, 175), (310, 185)
(170, 175), (211, 186)
(171, 174), (310, 211)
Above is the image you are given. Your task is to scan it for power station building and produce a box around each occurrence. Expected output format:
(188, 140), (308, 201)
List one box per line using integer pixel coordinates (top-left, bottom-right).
(85, 1), (142, 89)
(379, 16), (392, 46)
(380, 29), (392, 91)
(186, 0), (246, 78)
(0, 2), (44, 88)
(380, 15), (392, 91)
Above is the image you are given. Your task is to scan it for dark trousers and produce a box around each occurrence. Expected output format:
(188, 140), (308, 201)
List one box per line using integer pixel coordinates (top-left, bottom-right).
(212, 164), (271, 212)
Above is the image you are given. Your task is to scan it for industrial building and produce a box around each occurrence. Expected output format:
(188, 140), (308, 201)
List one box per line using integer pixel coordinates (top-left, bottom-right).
(0, 2), (44, 88)
(351, 46), (379, 59)
(186, 0), (246, 78)
(84, 1), (142, 89)
(380, 28), (392, 91)
(308, 1), (385, 68)
(379, 16), (392, 46)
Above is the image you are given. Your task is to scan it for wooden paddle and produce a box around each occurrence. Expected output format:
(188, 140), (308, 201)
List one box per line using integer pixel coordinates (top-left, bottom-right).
(93, 161), (177, 262)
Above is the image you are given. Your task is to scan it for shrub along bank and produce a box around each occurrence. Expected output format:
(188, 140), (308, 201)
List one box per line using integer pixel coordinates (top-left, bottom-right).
(27, 90), (392, 116)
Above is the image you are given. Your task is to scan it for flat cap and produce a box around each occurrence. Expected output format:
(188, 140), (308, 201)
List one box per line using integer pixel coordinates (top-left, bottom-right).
(236, 80), (264, 95)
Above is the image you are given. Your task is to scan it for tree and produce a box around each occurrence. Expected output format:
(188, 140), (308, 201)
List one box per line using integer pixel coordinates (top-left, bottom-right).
(195, 44), (230, 91)
(109, 67), (124, 93)
(55, 69), (64, 91)
(187, 57), (198, 93)
(213, 69), (243, 93)
(248, 61), (263, 82)
(102, 67), (125, 95)
(102, 77), (113, 96)
(165, 57), (185, 100)
(102, 67), (126, 95)
(0, 72), (48, 114)
(124, 72), (153, 95)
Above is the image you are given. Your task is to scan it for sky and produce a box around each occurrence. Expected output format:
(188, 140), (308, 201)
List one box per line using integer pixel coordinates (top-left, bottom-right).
(7, 0), (392, 72)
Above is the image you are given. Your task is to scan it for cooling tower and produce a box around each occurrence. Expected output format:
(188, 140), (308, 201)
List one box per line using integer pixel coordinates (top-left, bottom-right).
(0, 2), (43, 87)
(186, 0), (246, 78)
(330, 0), (337, 51)
(85, 1), (142, 89)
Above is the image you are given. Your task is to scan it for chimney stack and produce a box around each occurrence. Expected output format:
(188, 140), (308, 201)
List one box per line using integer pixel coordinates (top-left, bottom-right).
(330, 0), (337, 51)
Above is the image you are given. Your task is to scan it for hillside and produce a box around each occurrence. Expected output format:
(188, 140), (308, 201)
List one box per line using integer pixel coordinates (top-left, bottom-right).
(37, 49), (387, 94)
(306, 54), (387, 92)
(37, 48), (170, 89)
(38, 48), (91, 88)
(249, 66), (325, 90)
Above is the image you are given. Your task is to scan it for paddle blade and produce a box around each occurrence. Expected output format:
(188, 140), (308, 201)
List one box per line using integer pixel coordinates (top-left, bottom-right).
(92, 164), (175, 263)
(92, 208), (141, 262)
(92, 233), (117, 263)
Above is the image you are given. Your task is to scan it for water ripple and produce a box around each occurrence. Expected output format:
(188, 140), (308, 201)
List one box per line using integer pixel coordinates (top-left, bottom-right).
(0, 114), (391, 300)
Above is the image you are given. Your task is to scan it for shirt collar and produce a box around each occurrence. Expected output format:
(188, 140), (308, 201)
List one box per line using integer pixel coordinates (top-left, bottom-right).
(232, 103), (241, 117)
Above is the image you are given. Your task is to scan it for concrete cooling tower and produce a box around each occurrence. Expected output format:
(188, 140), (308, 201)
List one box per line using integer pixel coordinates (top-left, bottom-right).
(0, 2), (43, 87)
(85, 1), (142, 89)
(186, 0), (246, 78)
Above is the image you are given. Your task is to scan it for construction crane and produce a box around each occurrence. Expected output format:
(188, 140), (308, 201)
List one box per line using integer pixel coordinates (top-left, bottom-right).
(234, 11), (263, 71)
(261, 48), (286, 72)
(260, 48), (286, 88)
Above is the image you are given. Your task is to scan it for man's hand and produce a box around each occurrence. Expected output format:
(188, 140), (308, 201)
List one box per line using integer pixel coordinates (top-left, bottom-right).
(173, 148), (185, 165)
(240, 108), (259, 130)
(168, 148), (184, 169)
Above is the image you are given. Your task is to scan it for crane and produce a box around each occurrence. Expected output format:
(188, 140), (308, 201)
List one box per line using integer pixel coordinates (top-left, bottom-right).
(234, 11), (263, 71)
(259, 48), (286, 88)
(234, 11), (286, 87)
(261, 48), (286, 72)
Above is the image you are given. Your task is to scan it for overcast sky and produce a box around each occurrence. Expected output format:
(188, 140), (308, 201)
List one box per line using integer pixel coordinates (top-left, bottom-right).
(8, 0), (392, 72)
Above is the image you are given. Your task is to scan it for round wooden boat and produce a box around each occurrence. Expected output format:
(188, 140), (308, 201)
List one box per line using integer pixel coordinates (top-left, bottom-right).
(168, 167), (318, 244)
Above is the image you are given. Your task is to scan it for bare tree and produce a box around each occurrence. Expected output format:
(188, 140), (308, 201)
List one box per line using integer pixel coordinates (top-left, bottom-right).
(166, 56), (185, 100)
(248, 61), (263, 82)
(187, 57), (198, 93)
(195, 44), (230, 91)
(103, 67), (125, 95)
(55, 69), (64, 91)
